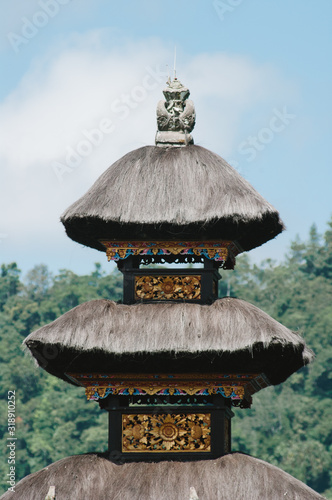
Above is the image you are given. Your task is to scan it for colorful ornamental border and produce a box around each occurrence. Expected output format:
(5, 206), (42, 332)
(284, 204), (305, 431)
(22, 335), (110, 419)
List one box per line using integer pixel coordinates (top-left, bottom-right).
(99, 240), (241, 263)
(66, 373), (269, 402)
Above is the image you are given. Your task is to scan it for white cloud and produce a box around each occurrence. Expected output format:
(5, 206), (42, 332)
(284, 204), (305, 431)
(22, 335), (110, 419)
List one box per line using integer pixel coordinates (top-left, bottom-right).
(0, 32), (294, 273)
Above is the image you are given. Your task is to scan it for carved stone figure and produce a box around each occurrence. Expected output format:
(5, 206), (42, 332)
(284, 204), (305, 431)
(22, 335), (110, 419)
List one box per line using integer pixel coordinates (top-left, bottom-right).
(156, 77), (196, 146)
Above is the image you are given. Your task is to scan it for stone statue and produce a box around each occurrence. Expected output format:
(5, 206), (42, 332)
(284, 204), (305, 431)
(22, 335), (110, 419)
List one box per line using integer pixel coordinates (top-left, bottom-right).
(156, 77), (196, 146)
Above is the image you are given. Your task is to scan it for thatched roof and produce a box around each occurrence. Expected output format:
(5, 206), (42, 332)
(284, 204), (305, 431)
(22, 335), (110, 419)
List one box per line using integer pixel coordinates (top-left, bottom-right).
(0, 452), (324, 500)
(24, 298), (313, 386)
(61, 145), (284, 252)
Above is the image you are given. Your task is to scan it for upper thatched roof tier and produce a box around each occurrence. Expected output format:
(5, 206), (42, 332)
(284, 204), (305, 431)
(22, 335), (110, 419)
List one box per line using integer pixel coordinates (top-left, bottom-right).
(24, 298), (313, 386)
(0, 452), (324, 500)
(61, 145), (284, 252)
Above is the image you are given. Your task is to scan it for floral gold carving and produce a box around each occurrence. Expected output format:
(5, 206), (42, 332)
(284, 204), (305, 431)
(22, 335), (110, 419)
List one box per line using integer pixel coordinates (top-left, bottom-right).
(122, 413), (211, 452)
(135, 275), (201, 300)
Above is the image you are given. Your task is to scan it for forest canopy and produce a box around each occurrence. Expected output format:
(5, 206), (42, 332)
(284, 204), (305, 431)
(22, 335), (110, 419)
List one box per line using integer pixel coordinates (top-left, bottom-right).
(0, 219), (331, 498)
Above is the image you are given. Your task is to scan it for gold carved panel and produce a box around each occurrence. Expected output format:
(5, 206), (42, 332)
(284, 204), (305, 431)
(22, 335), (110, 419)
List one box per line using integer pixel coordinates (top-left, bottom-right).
(122, 413), (211, 453)
(135, 275), (201, 300)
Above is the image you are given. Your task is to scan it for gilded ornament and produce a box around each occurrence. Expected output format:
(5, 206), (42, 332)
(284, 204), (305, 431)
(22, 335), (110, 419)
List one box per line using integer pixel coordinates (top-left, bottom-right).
(122, 413), (211, 453)
(222, 386), (234, 398)
(135, 275), (201, 301)
(85, 387), (96, 400)
(132, 424), (145, 440)
(159, 422), (179, 441)
(67, 372), (268, 404)
(191, 424), (202, 440)
(233, 386), (245, 398)
(100, 240), (239, 263)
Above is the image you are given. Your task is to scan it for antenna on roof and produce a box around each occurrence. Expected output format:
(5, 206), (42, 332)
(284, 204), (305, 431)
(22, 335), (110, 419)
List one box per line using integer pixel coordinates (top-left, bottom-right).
(166, 64), (171, 86)
(173, 45), (177, 79)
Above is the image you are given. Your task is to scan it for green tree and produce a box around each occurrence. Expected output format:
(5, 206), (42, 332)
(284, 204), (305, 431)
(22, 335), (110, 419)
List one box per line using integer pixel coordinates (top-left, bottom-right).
(0, 263), (21, 310)
(0, 220), (332, 497)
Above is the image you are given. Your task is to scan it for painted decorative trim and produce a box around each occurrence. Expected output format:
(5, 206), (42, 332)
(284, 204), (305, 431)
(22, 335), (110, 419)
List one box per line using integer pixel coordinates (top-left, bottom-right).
(122, 413), (211, 452)
(99, 240), (241, 263)
(135, 275), (201, 300)
(66, 373), (269, 403)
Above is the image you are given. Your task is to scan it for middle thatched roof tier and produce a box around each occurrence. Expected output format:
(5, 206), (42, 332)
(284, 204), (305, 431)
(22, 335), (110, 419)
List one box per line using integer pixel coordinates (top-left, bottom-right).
(61, 145), (284, 252)
(24, 298), (313, 387)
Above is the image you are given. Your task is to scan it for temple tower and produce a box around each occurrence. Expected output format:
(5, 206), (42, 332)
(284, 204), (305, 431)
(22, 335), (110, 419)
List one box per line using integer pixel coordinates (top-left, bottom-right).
(24, 77), (313, 466)
(1, 73), (324, 500)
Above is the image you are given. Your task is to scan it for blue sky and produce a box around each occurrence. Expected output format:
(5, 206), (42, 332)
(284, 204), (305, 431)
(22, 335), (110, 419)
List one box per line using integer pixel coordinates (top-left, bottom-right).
(0, 0), (331, 278)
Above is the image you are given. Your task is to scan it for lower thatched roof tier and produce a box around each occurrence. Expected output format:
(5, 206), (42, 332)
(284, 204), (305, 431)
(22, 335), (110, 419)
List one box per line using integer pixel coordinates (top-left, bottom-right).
(61, 145), (284, 252)
(24, 298), (313, 386)
(0, 452), (324, 500)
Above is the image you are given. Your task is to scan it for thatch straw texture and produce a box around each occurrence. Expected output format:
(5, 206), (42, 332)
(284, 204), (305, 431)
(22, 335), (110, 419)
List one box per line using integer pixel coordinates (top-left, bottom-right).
(0, 453), (324, 500)
(25, 298), (309, 356)
(61, 145), (284, 251)
(24, 298), (313, 385)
